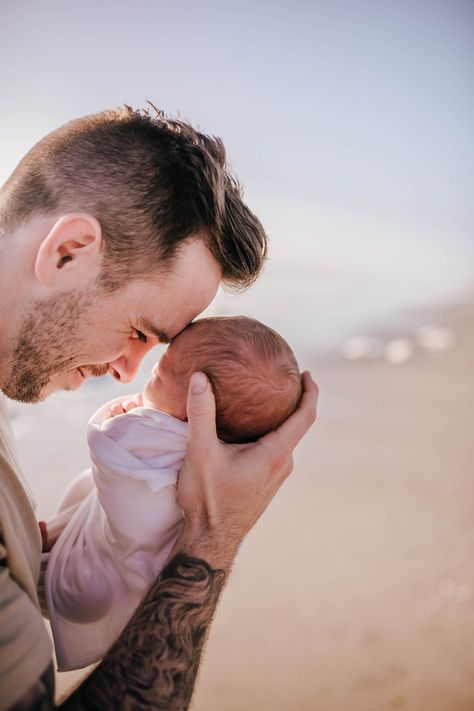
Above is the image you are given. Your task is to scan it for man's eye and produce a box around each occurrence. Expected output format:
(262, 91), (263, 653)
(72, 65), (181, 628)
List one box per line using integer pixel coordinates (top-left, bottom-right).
(134, 330), (148, 344)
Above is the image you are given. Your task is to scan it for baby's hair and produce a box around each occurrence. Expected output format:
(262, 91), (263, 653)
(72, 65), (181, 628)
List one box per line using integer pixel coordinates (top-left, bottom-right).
(171, 316), (302, 443)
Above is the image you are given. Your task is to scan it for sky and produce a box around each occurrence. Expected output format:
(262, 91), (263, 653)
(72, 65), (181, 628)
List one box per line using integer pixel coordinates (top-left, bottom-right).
(1, 0), (473, 351)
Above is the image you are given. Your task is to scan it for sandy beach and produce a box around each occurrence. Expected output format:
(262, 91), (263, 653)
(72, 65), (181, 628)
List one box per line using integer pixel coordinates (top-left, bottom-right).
(19, 299), (473, 710)
(188, 300), (474, 711)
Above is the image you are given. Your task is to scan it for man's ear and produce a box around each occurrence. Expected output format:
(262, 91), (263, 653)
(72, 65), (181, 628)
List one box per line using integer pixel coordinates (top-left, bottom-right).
(34, 213), (103, 287)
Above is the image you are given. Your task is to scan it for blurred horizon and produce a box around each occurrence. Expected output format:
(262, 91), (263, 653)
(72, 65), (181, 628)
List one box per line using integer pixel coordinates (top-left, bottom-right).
(1, 0), (473, 353)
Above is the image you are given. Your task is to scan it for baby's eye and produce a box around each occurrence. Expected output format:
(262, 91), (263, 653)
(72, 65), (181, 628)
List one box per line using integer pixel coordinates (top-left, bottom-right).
(133, 329), (148, 344)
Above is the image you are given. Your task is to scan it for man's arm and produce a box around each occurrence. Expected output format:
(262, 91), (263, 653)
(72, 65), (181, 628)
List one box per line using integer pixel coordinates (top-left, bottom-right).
(62, 554), (226, 710)
(12, 371), (318, 710)
(10, 553), (226, 711)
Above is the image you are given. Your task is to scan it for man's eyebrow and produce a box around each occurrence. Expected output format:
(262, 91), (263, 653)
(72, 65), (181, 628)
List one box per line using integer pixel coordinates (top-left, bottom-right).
(140, 319), (171, 344)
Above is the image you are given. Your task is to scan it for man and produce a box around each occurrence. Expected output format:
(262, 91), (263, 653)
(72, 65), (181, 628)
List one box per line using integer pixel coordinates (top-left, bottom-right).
(0, 106), (318, 710)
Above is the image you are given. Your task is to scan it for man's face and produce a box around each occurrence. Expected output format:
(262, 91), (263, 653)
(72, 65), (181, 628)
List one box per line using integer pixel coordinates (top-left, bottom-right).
(3, 240), (221, 403)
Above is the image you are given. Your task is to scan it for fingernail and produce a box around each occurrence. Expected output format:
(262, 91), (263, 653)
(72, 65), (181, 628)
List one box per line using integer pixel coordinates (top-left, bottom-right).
(191, 372), (207, 394)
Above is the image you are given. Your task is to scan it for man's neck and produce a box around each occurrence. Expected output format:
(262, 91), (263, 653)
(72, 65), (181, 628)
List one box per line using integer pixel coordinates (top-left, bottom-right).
(0, 229), (26, 388)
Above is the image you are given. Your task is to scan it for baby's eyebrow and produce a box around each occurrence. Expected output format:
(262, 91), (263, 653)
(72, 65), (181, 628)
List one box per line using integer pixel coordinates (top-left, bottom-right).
(140, 318), (171, 344)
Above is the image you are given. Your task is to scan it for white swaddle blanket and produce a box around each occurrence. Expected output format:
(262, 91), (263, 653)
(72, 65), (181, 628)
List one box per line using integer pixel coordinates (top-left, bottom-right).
(44, 398), (188, 671)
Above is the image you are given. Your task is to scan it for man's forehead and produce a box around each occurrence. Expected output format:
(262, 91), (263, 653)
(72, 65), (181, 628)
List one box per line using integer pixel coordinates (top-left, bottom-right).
(132, 240), (222, 340)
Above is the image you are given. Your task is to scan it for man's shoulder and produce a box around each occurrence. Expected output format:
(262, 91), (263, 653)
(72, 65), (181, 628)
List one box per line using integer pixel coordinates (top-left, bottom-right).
(0, 403), (53, 708)
(0, 396), (44, 615)
(6, 660), (55, 711)
(0, 560), (52, 710)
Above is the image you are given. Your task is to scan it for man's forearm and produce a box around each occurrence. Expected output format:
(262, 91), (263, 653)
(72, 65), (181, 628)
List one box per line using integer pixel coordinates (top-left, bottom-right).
(61, 551), (227, 710)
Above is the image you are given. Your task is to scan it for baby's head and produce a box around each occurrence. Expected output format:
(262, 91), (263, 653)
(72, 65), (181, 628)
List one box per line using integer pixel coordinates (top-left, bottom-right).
(143, 316), (302, 443)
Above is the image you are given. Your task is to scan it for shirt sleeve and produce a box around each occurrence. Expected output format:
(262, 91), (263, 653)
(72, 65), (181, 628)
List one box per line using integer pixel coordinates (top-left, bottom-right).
(0, 550), (52, 711)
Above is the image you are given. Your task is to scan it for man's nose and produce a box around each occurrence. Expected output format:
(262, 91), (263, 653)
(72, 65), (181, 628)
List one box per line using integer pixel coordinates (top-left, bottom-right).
(108, 341), (153, 384)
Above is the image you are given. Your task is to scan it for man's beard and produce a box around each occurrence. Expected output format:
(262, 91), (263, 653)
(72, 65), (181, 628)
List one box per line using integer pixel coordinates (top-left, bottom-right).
(3, 289), (108, 403)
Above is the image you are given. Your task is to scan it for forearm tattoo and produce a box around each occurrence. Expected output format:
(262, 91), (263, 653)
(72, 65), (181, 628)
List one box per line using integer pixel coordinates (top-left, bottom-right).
(67, 554), (226, 710)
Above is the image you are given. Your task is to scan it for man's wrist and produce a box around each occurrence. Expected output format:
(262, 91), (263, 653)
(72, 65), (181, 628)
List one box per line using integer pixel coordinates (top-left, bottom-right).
(174, 519), (241, 572)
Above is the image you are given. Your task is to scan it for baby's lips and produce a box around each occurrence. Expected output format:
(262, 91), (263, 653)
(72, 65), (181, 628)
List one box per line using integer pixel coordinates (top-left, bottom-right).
(151, 362), (160, 376)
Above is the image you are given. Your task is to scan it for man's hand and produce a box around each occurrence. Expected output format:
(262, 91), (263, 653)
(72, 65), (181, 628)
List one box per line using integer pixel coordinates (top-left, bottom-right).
(45, 372), (315, 710)
(27, 376), (316, 710)
(175, 370), (318, 569)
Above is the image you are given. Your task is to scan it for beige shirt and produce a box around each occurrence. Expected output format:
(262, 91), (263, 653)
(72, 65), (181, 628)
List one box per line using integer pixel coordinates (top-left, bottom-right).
(0, 393), (52, 710)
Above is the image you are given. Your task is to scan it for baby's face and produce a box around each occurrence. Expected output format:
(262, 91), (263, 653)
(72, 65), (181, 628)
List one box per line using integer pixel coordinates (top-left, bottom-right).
(142, 339), (188, 420)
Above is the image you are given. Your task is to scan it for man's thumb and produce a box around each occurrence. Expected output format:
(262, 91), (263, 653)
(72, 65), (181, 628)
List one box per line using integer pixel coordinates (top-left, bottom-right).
(186, 372), (217, 443)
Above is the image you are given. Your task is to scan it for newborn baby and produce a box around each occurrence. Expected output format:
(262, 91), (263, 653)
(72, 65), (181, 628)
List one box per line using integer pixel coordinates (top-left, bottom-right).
(43, 316), (302, 671)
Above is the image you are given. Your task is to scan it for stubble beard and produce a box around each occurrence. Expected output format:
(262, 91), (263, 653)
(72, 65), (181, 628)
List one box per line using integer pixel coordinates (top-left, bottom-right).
(3, 288), (107, 403)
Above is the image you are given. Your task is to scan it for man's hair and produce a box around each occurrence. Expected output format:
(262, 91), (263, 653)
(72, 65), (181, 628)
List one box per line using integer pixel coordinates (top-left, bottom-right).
(171, 316), (302, 443)
(0, 105), (267, 290)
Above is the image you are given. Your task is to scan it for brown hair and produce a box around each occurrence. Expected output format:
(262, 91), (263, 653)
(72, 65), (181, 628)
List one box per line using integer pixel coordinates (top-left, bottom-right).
(0, 105), (267, 290)
(171, 316), (302, 443)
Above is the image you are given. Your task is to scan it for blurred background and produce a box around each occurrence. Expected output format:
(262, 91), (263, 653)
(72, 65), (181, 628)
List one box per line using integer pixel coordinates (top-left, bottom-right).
(1, 1), (473, 709)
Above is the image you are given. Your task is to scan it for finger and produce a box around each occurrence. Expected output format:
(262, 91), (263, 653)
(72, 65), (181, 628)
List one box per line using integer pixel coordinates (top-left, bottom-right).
(109, 403), (125, 416)
(279, 370), (318, 442)
(286, 454), (294, 477)
(275, 455), (294, 486)
(302, 371), (319, 414)
(123, 398), (138, 412)
(259, 371), (318, 457)
(300, 370), (319, 397)
(38, 521), (50, 553)
(186, 372), (218, 452)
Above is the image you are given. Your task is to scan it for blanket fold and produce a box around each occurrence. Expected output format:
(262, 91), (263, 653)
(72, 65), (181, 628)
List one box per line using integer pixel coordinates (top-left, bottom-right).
(44, 398), (188, 671)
